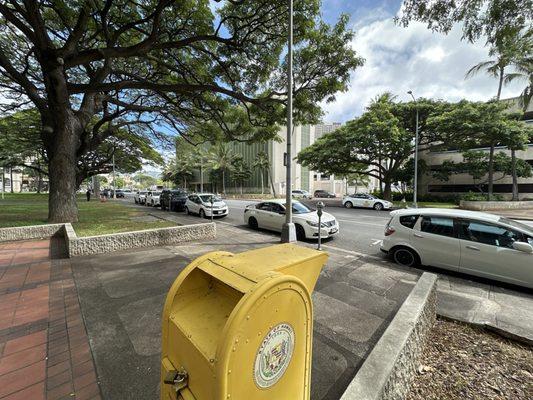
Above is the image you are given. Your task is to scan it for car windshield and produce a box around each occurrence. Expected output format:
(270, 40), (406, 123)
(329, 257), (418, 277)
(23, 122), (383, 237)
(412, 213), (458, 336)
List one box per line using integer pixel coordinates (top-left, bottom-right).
(139, 191), (147, 195)
(152, 191), (161, 195)
(499, 217), (533, 234)
(292, 202), (311, 214)
(200, 195), (221, 202)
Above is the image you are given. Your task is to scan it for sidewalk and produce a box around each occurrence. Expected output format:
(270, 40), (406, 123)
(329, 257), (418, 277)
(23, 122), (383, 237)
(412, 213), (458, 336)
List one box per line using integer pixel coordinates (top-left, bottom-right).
(0, 239), (101, 400)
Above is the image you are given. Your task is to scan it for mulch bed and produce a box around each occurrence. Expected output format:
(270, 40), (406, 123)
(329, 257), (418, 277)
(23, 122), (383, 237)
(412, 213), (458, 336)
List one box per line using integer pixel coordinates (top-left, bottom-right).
(407, 318), (533, 400)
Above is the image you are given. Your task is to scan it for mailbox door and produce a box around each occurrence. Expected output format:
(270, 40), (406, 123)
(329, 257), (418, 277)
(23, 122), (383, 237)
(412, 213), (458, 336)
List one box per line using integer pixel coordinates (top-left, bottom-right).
(217, 276), (313, 400)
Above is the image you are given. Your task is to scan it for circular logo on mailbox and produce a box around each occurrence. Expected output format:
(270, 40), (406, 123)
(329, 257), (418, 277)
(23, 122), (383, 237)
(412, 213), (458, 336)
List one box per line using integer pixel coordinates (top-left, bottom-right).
(253, 323), (295, 389)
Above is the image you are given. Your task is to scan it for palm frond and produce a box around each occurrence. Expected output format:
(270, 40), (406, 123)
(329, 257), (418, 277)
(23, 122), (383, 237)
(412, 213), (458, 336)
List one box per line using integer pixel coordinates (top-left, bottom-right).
(465, 60), (497, 79)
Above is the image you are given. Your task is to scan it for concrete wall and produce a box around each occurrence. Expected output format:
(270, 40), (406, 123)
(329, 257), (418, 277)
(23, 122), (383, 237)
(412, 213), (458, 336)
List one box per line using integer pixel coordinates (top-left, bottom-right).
(0, 222), (216, 257)
(66, 223), (216, 257)
(460, 200), (533, 211)
(341, 272), (438, 400)
(0, 223), (65, 242)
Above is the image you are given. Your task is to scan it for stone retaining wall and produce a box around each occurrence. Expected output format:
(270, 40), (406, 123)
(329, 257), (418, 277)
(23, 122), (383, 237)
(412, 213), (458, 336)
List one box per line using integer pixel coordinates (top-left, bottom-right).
(0, 222), (216, 257)
(66, 223), (215, 257)
(340, 272), (438, 400)
(0, 223), (65, 242)
(460, 200), (533, 211)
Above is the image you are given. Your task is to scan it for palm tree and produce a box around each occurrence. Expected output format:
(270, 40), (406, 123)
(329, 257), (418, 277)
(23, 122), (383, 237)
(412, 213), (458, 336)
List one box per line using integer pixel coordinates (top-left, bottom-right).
(208, 143), (235, 195)
(253, 151), (269, 195)
(502, 30), (533, 200)
(465, 29), (530, 200)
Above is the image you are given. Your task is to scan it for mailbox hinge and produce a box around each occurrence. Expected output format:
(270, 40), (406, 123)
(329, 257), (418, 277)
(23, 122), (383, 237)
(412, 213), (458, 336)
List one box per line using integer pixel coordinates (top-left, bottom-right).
(164, 368), (189, 394)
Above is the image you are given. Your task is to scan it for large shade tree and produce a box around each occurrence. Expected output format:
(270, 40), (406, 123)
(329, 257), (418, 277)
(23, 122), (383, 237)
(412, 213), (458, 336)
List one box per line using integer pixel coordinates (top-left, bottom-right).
(0, 0), (362, 222)
(297, 94), (448, 200)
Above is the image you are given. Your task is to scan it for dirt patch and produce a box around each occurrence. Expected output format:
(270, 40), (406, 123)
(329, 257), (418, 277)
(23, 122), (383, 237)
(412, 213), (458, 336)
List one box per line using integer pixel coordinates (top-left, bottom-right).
(407, 318), (533, 400)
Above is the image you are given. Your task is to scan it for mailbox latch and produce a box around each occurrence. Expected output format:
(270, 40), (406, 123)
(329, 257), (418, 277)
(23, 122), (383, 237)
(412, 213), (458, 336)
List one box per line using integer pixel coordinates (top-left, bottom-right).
(164, 368), (188, 393)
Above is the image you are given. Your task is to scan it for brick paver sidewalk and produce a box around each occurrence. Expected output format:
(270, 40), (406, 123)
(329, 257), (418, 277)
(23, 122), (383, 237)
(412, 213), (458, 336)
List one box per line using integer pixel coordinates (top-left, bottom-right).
(0, 239), (101, 400)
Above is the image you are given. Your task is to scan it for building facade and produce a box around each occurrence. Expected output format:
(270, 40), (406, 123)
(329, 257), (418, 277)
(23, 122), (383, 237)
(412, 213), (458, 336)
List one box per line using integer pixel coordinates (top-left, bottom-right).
(185, 123), (376, 196)
(419, 97), (533, 199)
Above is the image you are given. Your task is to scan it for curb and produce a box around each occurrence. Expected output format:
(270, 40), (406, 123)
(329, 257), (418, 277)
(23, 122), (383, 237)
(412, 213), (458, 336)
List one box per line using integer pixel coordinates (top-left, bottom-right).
(340, 272), (438, 400)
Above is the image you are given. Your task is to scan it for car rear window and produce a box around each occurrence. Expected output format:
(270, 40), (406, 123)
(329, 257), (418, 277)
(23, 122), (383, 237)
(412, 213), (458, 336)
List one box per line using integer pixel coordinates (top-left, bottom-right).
(399, 215), (418, 229)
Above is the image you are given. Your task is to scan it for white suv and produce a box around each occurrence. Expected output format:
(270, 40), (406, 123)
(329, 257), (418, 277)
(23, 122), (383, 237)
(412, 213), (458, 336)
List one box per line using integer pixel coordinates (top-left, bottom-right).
(381, 208), (533, 289)
(185, 194), (228, 218)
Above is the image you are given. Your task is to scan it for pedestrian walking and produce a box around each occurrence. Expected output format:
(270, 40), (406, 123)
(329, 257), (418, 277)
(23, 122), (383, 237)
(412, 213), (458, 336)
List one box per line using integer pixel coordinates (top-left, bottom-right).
(86, 188), (91, 202)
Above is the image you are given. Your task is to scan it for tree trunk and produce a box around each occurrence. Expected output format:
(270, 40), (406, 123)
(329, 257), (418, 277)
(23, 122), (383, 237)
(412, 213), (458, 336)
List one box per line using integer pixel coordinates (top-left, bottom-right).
(487, 143), (495, 201)
(222, 170), (226, 195)
(268, 168), (277, 197)
(383, 180), (392, 201)
(511, 149), (519, 201)
(10, 168), (13, 193)
(47, 127), (80, 222)
(260, 170), (264, 195)
(496, 66), (504, 101)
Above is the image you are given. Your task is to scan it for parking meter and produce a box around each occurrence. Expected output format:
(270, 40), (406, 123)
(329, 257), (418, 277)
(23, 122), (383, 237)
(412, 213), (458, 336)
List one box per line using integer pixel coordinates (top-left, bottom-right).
(316, 201), (324, 251)
(161, 244), (328, 400)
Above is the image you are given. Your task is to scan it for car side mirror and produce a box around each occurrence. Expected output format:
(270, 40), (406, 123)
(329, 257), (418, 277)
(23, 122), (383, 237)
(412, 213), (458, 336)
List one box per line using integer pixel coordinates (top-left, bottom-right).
(512, 241), (533, 253)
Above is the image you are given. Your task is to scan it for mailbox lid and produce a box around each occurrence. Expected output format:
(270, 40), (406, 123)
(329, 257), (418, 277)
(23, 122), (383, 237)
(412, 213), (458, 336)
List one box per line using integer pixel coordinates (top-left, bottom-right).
(210, 244), (327, 292)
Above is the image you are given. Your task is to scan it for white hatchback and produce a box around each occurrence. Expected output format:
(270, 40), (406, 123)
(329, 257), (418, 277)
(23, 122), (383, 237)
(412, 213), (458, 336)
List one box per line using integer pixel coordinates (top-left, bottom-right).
(244, 199), (339, 240)
(381, 208), (533, 289)
(342, 193), (393, 211)
(185, 193), (228, 218)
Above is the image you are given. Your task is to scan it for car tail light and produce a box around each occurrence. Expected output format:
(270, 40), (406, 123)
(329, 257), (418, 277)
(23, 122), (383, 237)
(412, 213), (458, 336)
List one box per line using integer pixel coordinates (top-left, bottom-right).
(384, 226), (396, 236)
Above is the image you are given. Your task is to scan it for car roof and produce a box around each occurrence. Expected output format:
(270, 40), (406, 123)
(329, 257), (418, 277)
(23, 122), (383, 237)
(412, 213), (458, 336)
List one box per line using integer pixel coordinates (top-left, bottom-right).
(262, 199), (303, 205)
(391, 207), (502, 223)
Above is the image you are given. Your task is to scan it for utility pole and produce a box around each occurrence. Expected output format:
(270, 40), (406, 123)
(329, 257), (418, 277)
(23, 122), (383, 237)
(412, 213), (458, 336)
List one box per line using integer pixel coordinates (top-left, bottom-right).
(112, 154), (116, 199)
(407, 90), (419, 208)
(281, 0), (296, 243)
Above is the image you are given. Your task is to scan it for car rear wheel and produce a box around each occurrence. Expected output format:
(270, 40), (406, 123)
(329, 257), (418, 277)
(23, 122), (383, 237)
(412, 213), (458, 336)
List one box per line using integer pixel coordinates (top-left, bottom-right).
(199, 209), (205, 218)
(248, 217), (258, 229)
(184, 206), (190, 215)
(373, 202), (384, 211)
(392, 247), (418, 268)
(344, 201), (353, 209)
(134, 199), (138, 204)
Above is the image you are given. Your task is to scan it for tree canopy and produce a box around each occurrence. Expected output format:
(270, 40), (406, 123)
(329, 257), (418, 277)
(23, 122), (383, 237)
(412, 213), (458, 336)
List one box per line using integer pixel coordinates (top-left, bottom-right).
(0, 0), (363, 221)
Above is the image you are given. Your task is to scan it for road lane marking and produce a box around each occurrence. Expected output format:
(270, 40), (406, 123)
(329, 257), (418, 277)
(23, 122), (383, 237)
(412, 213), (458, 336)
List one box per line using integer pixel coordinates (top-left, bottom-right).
(335, 219), (384, 227)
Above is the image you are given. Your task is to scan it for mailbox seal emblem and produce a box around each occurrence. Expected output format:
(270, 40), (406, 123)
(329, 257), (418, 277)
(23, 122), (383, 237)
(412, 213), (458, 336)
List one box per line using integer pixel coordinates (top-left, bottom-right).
(253, 323), (295, 388)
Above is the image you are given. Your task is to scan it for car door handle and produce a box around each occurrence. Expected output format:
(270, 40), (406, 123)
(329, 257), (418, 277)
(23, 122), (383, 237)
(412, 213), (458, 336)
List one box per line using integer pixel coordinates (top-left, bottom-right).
(413, 233), (423, 238)
(466, 245), (480, 251)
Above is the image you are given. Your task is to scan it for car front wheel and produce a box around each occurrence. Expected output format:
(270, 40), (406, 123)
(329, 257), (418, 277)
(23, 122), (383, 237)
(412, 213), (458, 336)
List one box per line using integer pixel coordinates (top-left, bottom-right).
(184, 206), (190, 215)
(373, 202), (384, 211)
(392, 247), (418, 267)
(344, 201), (353, 209)
(199, 209), (206, 218)
(248, 217), (258, 229)
(295, 224), (306, 241)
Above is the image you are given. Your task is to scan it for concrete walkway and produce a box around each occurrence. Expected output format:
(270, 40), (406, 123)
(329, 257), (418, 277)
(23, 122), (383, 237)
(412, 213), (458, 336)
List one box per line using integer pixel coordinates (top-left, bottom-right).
(71, 223), (418, 400)
(0, 239), (101, 400)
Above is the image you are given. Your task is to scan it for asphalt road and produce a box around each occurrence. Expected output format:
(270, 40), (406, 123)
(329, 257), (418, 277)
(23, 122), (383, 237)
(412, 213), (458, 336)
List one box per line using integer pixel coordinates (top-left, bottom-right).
(125, 196), (533, 256)
(221, 199), (390, 255)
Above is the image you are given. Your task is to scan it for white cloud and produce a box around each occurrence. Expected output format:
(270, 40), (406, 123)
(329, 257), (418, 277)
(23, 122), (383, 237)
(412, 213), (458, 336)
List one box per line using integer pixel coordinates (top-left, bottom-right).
(322, 18), (526, 123)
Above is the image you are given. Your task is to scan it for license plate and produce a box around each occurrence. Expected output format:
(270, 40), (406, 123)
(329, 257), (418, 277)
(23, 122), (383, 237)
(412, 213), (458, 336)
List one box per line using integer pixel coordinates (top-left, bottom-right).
(329, 228), (338, 234)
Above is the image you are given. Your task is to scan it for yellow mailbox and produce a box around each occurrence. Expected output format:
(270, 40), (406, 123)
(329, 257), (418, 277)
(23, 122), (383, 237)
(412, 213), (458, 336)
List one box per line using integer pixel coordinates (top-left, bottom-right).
(161, 243), (328, 400)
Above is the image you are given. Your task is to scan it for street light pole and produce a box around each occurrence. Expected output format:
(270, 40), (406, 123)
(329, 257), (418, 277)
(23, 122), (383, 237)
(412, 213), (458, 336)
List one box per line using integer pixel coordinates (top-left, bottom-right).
(407, 91), (419, 208)
(281, 0), (296, 243)
(112, 154), (116, 199)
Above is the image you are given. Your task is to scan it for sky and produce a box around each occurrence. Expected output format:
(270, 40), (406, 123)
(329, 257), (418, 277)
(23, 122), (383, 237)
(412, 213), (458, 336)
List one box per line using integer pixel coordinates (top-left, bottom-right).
(319, 0), (525, 123)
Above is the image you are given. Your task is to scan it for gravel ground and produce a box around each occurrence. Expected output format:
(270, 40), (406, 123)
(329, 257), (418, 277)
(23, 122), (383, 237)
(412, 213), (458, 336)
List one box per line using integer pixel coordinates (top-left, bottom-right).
(407, 318), (533, 400)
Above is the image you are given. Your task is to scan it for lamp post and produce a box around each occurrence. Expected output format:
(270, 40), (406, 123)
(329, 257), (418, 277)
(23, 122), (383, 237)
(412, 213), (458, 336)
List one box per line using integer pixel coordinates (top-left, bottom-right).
(281, 0), (296, 243)
(112, 154), (116, 199)
(407, 90), (419, 208)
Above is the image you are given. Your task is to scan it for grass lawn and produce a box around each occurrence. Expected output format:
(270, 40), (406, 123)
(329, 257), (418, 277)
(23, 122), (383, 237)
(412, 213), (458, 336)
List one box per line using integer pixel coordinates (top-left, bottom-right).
(393, 201), (457, 209)
(0, 193), (176, 236)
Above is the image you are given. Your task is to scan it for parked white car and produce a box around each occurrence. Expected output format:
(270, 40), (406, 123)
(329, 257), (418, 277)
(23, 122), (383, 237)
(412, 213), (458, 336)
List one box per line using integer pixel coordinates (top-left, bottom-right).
(381, 208), (533, 289)
(342, 193), (393, 211)
(134, 190), (147, 205)
(244, 199), (339, 240)
(292, 189), (312, 199)
(146, 190), (162, 207)
(184, 194), (228, 218)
